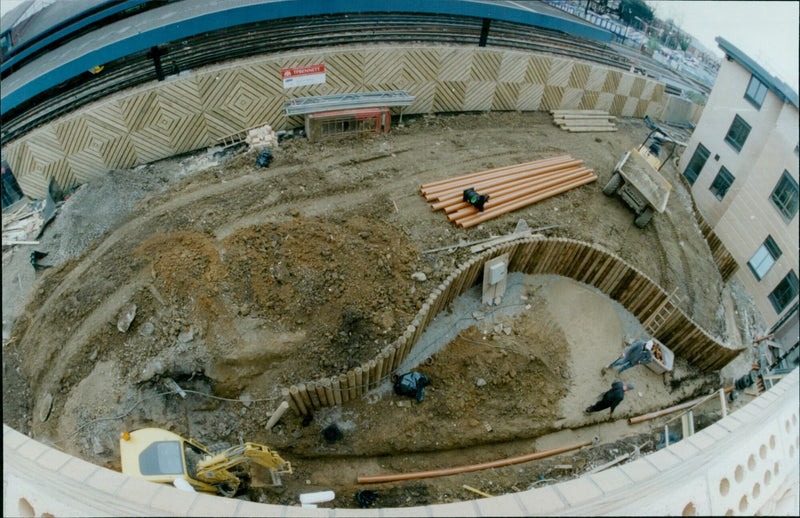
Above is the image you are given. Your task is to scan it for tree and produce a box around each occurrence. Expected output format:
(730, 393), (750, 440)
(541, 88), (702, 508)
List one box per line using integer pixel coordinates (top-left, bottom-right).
(617, 0), (654, 26)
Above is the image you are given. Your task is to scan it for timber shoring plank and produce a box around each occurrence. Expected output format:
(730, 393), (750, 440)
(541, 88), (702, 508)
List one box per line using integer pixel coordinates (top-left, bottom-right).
(287, 237), (745, 414)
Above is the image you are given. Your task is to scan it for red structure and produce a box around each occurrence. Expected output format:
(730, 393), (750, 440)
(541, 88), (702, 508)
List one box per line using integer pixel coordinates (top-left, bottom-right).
(305, 107), (390, 141)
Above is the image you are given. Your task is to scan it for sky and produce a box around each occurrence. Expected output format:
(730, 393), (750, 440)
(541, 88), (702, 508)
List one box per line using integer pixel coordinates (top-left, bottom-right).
(1, 0), (798, 90)
(647, 1), (799, 90)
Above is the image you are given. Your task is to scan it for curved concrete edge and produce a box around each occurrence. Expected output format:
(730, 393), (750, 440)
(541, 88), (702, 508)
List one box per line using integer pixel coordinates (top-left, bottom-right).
(4, 368), (797, 517)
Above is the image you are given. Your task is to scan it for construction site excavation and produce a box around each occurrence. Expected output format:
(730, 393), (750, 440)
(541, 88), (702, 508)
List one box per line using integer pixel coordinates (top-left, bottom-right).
(3, 111), (760, 509)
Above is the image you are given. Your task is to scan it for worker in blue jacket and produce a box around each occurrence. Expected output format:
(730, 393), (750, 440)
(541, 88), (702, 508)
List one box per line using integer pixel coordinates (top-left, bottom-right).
(603, 339), (654, 374)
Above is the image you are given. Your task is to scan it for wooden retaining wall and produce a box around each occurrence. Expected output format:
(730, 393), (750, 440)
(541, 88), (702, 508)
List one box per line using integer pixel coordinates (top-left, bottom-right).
(698, 218), (739, 283)
(3, 44), (670, 200)
(287, 236), (743, 415)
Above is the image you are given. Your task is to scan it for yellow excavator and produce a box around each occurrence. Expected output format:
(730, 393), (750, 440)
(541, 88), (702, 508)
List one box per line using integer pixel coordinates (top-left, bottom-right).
(119, 428), (292, 496)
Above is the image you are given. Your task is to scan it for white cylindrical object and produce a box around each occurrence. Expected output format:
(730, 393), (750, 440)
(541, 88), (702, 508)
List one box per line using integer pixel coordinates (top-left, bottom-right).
(173, 478), (196, 492)
(299, 490), (335, 505)
(266, 401), (290, 430)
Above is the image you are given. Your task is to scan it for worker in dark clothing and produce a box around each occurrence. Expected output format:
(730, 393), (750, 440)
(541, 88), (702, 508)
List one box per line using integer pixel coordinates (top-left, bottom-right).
(603, 339), (654, 374)
(584, 381), (634, 416)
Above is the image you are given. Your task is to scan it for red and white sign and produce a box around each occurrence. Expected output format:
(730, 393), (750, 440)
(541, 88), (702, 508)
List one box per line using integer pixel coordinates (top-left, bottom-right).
(281, 64), (326, 89)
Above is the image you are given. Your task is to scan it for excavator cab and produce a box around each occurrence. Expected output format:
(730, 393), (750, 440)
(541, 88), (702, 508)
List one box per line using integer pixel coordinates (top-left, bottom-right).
(120, 428), (292, 496)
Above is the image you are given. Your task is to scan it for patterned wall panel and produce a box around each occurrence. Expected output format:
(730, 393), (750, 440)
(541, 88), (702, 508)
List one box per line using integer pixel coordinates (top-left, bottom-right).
(516, 83), (545, 111)
(616, 73), (635, 96)
(621, 96), (639, 117)
(404, 48), (440, 82)
(492, 82), (521, 111)
(568, 63), (591, 89)
(585, 67), (607, 92)
(630, 77), (646, 99)
(464, 81), (496, 111)
(16, 129), (68, 194)
(579, 91), (599, 110)
(525, 55), (552, 85)
(547, 58), (573, 88)
(363, 49), (404, 86)
(497, 53), (528, 83)
(438, 48), (472, 81)
(406, 81), (436, 114)
(470, 51), (502, 81)
(434, 81), (467, 112)
(594, 92), (616, 115)
(610, 94), (627, 114)
(541, 85), (565, 111)
(560, 87), (584, 110)
(634, 99), (650, 118)
(652, 83), (666, 103)
(602, 70), (622, 93)
(3, 45), (677, 199)
(640, 80), (656, 101)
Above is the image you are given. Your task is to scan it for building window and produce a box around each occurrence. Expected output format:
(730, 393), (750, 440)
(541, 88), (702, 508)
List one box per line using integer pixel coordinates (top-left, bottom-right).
(769, 270), (799, 314)
(770, 170), (799, 221)
(724, 115), (751, 152)
(709, 166), (734, 200)
(683, 143), (709, 185)
(748, 236), (782, 280)
(744, 75), (768, 108)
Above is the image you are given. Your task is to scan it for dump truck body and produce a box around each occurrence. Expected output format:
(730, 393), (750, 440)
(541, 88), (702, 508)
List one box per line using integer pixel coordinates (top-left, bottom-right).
(603, 146), (672, 228)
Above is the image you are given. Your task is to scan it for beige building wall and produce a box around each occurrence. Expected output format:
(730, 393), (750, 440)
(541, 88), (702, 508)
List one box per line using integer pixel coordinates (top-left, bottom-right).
(679, 54), (799, 328)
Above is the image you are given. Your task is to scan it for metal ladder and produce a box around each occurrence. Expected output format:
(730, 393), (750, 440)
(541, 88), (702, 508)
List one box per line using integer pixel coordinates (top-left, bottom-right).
(284, 91), (415, 116)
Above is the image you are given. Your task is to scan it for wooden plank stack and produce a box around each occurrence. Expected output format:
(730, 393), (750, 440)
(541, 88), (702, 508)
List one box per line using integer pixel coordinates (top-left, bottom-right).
(420, 156), (597, 228)
(2, 200), (43, 246)
(551, 110), (617, 132)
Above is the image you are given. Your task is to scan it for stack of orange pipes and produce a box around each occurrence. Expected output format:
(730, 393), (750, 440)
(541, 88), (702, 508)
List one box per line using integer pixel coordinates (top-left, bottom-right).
(420, 156), (597, 228)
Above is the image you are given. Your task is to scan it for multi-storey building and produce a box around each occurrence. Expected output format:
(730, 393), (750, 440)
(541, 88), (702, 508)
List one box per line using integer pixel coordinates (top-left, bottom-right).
(679, 37), (798, 359)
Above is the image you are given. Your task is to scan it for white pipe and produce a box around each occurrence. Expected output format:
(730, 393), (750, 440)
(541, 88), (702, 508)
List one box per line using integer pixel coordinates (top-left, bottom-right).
(299, 490), (335, 505)
(266, 401), (290, 430)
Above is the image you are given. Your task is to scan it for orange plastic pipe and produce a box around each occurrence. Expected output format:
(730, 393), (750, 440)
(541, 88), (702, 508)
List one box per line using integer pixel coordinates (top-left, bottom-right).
(424, 158), (582, 202)
(432, 164), (585, 212)
(456, 174), (595, 227)
(357, 440), (592, 483)
(421, 157), (576, 200)
(457, 174), (596, 228)
(427, 159), (584, 204)
(445, 168), (591, 221)
(421, 158), (569, 197)
(451, 168), (592, 221)
(420, 155), (571, 193)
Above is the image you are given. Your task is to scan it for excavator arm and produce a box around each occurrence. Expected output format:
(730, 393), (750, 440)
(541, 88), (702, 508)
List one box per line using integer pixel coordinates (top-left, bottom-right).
(193, 443), (293, 495)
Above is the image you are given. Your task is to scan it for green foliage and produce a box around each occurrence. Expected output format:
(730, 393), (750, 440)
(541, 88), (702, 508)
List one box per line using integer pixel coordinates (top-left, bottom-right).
(617, 0), (654, 25)
(646, 36), (659, 50)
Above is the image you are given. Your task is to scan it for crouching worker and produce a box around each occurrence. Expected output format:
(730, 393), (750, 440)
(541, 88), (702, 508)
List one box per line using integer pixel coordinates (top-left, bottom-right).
(603, 339), (654, 374)
(392, 372), (431, 402)
(584, 381), (634, 417)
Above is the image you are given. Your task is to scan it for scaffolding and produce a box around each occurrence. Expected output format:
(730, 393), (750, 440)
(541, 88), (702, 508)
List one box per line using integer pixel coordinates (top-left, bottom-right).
(284, 91), (414, 116)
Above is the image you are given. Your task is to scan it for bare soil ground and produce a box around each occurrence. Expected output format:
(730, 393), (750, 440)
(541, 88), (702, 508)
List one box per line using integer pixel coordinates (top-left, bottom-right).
(2, 111), (762, 508)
